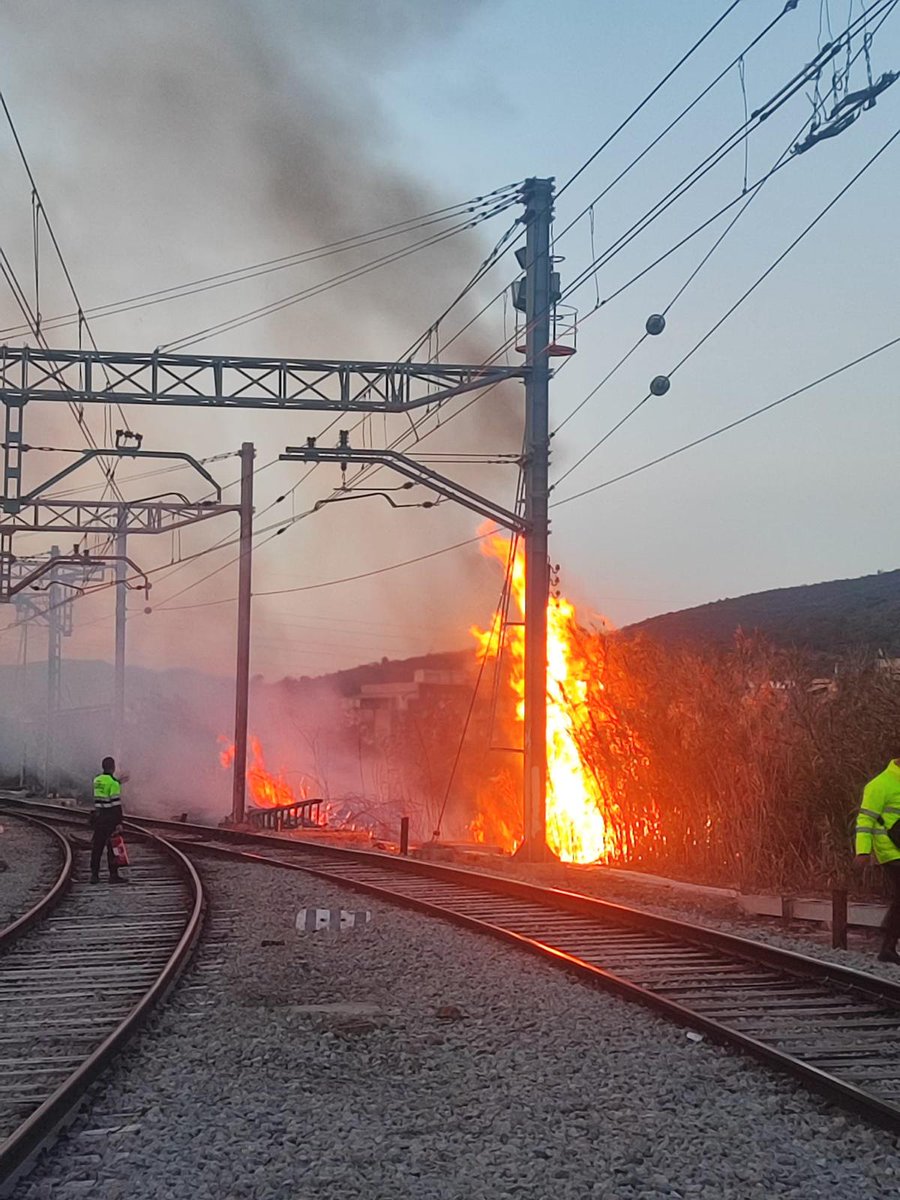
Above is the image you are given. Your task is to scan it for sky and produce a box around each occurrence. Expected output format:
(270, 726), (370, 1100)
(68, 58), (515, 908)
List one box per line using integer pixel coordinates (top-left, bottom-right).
(0, 0), (898, 689)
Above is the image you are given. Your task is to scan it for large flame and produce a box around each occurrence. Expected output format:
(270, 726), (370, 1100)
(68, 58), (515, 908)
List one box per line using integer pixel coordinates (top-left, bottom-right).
(472, 530), (628, 864)
(219, 734), (309, 809)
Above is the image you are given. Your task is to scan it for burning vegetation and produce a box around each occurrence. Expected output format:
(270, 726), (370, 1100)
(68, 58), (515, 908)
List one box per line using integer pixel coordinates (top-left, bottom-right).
(219, 735), (315, 810)
(216, 534), (900, 895)
(470, 530), (647, 865)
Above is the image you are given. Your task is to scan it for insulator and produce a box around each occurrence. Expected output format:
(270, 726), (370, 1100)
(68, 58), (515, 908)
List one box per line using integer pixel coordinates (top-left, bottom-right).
(645, 314), (666, 336)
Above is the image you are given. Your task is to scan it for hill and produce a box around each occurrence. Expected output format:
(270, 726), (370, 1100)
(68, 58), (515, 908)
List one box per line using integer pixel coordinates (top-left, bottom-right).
(626, 568), (900, 656)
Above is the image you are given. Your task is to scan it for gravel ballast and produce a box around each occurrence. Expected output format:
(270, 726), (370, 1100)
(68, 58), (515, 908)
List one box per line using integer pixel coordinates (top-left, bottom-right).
(0, 812), (62, 928)
(21, 858), (900, 1200)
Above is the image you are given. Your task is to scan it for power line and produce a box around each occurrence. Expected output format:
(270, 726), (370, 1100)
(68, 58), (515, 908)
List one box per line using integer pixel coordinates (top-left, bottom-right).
(552, 119), (900, 492)
(554, 0), (801, 244)
(559, 0), (895, 308)
(0, 185), (523, 340)
(550, 329), (900, 509)
(156, 530), (496, 612)
(556, 0), (747, 200)
(161, 195), (520, 353)
(552, 2), (899, 441)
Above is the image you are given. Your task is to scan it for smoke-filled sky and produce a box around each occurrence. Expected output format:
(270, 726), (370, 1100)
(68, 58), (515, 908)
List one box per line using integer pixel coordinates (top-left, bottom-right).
(1, 0), (899, 686)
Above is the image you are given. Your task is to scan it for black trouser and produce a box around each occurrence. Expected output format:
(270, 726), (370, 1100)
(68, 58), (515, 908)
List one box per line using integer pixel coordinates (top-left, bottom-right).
(90, 811), (120, 878)
(880, 859), (900, 948)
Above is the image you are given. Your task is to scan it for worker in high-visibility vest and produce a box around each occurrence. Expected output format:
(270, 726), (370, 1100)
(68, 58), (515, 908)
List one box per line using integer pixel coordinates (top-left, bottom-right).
(91, 756), (127, 885)
(855, 759), (900, 963)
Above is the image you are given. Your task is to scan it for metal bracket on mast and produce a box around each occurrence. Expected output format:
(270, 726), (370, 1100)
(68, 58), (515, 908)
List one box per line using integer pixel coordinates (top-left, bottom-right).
(4, 550), (150, 601)
(280, 442), (529, 536)
(9, 447), (226, 513)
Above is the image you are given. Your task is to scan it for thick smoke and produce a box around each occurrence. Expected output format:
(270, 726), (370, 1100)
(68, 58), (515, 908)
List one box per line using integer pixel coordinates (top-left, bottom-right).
(0, 1), (525, 815)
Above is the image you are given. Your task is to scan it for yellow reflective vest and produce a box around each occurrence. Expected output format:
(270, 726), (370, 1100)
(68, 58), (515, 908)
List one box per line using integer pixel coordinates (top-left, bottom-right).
(856, 760), (900, 865)
(92, 772), (122, 813)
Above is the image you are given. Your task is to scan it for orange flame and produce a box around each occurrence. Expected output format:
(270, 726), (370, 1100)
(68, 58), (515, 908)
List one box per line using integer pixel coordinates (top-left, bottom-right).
(218, 734), (309, 809)
(472, 529), (627, 864)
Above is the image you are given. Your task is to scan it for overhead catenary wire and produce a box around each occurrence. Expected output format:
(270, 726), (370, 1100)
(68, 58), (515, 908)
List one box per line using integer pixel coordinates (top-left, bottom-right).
(154, 530), (499, 612)
(160, 193), (521, 353)
(0, 184), (523, 340)
(553, 0), (803, 246)
(559, 0), (896, 308)
(550, 328), (900, 510)
(0, 91), (131, 515)
(378, 0), (893, 425)
(556, 0), (748, 201)
(552, 118), (900, 492)
(552, 0), (899, 442)
(136, 0), (899, 613)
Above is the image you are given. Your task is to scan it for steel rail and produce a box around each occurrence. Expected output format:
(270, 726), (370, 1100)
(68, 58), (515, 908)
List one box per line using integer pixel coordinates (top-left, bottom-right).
(0, 813), (73, 949)
(6, 797), (900, 1133)
(187, 838), (900, 1131)
(0, 823), (204, 1196)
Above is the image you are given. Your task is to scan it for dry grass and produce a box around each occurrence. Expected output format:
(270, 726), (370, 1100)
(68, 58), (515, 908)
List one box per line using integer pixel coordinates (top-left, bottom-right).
(579, 632), (900, 892)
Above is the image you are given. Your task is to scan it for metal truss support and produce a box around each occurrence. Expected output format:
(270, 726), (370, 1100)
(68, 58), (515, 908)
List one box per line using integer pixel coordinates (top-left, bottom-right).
(1, 399), (23, 599)
(0, 184), (557, 843)
(0, 348), (524, 413)
(0, 499), (239, 538)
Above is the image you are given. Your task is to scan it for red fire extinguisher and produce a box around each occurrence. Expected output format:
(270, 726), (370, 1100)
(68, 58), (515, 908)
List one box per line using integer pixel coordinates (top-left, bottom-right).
(110, 830), (129, 868)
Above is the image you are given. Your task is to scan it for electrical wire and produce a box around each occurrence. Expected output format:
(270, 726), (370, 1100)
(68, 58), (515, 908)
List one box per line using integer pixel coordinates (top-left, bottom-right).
(432, 526), (519, 839)
(552, 118), (900, 491)
(556, 0), (747, 200)
(559, 0), (896, 307)
(0, 184), (523, 340)
(155, 530), (497, 612)
(553, 0), (801, 245)
(161, 195), (520, 353)
(552, 0), (899, 443)
(550, 328), (900, 509)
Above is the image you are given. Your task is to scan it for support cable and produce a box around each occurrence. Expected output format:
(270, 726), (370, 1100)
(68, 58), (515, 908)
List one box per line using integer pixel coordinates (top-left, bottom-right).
(552, 121), (900, 492)
(550, 328), (900, 509)
(559, 0), (895, 307)
(161, 195), (520, 352)
(0, 184), (523, 339)
(556, 0), (747, 200)
(553, 0), (802, 245)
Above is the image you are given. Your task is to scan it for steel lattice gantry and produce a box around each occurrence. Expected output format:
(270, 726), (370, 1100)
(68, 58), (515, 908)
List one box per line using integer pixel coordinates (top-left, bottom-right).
(0, 347), (525, 411)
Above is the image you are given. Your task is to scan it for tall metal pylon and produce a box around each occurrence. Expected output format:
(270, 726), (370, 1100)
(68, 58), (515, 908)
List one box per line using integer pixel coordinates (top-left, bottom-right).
(519, 177), (554, 861)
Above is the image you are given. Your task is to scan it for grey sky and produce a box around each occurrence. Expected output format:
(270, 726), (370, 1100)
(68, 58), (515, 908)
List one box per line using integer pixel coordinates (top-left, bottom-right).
(0, 0), (897, 680)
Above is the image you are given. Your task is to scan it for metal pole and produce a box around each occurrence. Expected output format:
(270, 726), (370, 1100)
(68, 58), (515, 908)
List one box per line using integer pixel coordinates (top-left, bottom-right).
(400, 816), (410, 856)
(18, 618), (28, 787)
(113, 508), (127, 763)
(231, 442), (255, 824)
(831, 888), (848, 950)
(44, 545), (62, 796)
(518, 177), (554, 862)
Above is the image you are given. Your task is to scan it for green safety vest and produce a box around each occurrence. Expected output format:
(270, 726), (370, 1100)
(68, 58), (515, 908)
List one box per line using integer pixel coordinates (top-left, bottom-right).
(92, 772), (122, 811)
(856, 760), (900, 865)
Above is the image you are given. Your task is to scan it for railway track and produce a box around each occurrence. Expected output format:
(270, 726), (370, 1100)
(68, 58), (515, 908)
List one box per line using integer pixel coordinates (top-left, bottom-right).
(0, 816), (204, 1196)
(0, 813), (72, 946)
(5, 796), (900, 1137)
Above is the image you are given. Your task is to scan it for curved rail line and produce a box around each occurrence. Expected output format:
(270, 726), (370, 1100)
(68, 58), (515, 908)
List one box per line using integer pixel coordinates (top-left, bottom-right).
(0, 820), (204, 1196)
(0, 814), (73, 949)
(6, 797), (900, 1135)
